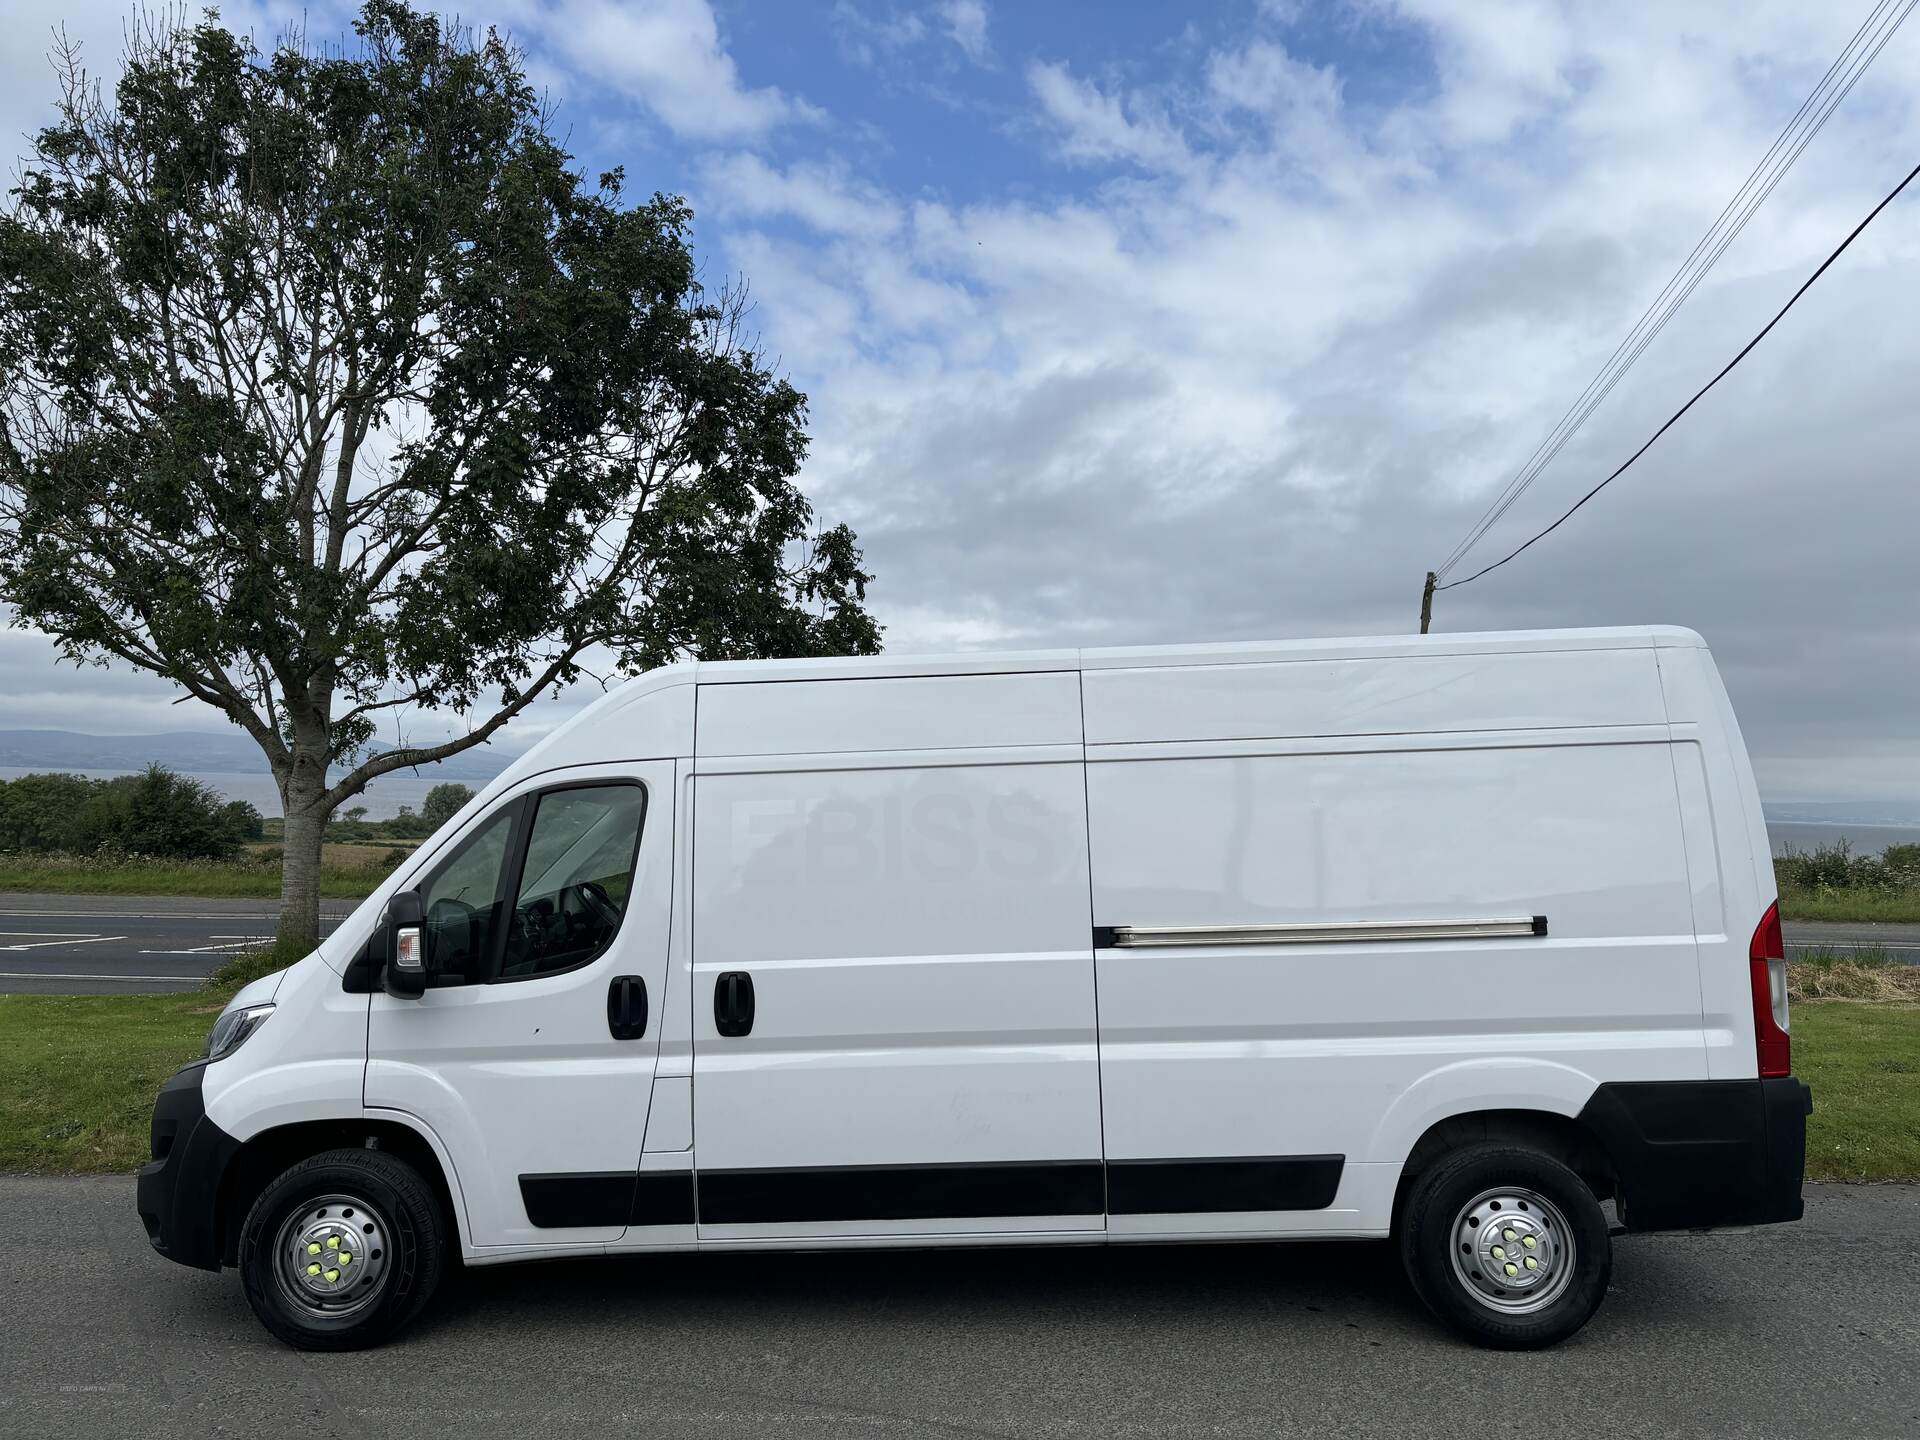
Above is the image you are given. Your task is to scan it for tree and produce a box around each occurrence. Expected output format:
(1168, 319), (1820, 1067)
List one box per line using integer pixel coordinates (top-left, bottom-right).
(84, 764), (246, 859)
(0, 772), (96, 852)
(0, 3), (880, 946)
(221, 799), (266, 842)
(421, 783), (475, 830)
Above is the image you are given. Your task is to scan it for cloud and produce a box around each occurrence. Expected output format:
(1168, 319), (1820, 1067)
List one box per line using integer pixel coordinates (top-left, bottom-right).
(702, 3), (1920, 803)
(8, 0), (1920, 809)
(700, 154), (902, 239)
(833, 0), (992, 74)
(938, 1), (991, 65)
(518, 0), (820, 142)
(1026, 60), (1191, 170)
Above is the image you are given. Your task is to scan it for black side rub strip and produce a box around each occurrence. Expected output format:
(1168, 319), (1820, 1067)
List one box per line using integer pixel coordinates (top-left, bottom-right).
(699, 1160), (1107, 1226)
(1107, 1156), (1344, 1215)
(519, 1170), (696, 1228)
(520, 1156), (1347, 1227)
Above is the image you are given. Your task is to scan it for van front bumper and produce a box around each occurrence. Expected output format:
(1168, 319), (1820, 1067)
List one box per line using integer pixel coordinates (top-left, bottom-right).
(135, 1062), (241, 1272)
(1578, 1077), (1813, 1232)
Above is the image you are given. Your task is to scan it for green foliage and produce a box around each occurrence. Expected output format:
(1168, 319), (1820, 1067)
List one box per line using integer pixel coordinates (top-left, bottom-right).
(0, 2), (880, 941)
(1774, 839), (1920, 923)
(0, 771), (98, 851)
(422, 782), (475, 829)
(0, 848), (388, 898)
(0, 765), (259, 858)
(206, 938), (312, 998)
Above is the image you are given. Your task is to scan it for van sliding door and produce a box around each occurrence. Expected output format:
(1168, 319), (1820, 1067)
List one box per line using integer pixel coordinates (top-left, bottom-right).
(688, 671), (1105, 1240)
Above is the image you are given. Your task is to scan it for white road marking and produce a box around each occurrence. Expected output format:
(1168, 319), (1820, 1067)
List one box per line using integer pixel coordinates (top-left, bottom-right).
(136, 940), (265, 956)
(1789, 939), (1920, 948)
(0, 913), (282, 925)
(0, 934), (128, 951)
(0, 971), (204, 983)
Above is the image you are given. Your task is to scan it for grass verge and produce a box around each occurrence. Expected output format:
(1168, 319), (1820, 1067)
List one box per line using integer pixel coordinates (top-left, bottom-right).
(0, 991), (221, 1172)
(1, 971), (1915, 1181)
(1794, 1003), (1920, 1182)
(0, 850), (386, 899)
(1779, 887), (1920, 924)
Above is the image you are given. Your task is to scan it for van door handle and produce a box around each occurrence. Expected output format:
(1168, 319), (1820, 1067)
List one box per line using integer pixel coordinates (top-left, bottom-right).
(607, 975), (647, 1041)
(714, 971), (755, 1038)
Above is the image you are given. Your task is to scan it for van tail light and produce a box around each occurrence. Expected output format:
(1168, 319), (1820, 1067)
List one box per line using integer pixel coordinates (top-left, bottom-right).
(1749, 900), (1790, 1078)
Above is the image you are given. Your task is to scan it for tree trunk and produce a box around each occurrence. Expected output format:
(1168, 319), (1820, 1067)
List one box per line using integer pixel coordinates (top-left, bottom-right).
(278, 741), (332, 951)
(279, 802), (328, 952)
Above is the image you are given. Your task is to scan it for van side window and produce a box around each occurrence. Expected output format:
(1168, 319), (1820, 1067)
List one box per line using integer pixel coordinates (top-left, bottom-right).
(419, 805), (517, 986)
(499, 784), (647, 980)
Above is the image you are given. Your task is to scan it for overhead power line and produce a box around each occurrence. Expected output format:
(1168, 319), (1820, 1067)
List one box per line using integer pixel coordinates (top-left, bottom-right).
(1434, 157), (1920, 595)
(1432, 0), (1919, 588)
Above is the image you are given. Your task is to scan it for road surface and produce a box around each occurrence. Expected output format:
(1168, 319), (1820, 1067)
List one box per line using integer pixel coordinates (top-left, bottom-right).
(1781, 918), (1920, 965)
(0, 895), (1915, 993)
(0, 1175), (1913, 1438)
(0, 894), (352, 994)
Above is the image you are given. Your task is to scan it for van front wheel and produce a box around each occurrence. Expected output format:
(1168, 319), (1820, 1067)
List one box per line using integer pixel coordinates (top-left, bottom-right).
(1399, 1144), (1611, 1349)
(239, 1147), (446, 1350)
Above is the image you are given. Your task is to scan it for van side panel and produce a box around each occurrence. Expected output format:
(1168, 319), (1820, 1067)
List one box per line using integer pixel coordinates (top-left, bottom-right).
(1081, 648), (1667, 745)
(1085, 730), (1708, 1233)
(1656, 645), (1772, 1081)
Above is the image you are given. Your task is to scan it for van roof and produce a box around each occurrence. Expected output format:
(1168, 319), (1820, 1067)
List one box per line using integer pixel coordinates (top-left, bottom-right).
(681, 624), (1707, 685)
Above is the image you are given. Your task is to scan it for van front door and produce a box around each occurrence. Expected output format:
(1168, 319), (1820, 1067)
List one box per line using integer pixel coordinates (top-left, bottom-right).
(365, 762), (676, 1251)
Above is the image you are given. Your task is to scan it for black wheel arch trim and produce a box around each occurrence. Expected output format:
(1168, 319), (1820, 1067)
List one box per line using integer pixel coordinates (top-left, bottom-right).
(1575, 1077), (1811, 1232)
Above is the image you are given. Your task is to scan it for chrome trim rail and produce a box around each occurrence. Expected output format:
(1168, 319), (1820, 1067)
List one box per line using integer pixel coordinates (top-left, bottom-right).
(1105, 916), (1548, 947)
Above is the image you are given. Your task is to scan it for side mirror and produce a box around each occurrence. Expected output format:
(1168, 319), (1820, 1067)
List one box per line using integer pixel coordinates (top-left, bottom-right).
(384, 890), (427, 999)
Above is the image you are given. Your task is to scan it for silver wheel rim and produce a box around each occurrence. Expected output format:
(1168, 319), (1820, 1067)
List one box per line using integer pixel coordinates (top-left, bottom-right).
(1448, 1186), (1576, 1315)
(272, 1192), (393, 1320)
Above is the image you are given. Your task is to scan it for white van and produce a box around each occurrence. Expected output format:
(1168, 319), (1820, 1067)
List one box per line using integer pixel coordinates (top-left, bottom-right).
(138, 627), (1808, 1351)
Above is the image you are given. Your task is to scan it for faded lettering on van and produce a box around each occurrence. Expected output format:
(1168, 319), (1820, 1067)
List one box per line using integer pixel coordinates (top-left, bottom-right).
(718, 782), (1065, 888)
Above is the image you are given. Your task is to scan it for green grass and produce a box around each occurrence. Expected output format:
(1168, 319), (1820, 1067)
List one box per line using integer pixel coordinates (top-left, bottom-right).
(0, 991), (220, 1172)
(1779, 885), (1920, 924)
(1796, 1002), (1920, 1182)
(0, 940), (313, 1174)
(0, 851), (384, 899)
(2, 971), (1915, 1180)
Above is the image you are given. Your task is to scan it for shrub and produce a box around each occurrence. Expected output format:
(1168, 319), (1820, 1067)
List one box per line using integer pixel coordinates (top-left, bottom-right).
(422, 783), (475, 830)
(0, 771), (99, 851)
(0, 766), (262, 859)
(1774, 839), (1920, 896)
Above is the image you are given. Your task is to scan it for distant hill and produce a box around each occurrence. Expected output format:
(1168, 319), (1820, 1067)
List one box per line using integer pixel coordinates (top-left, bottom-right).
(0, 729), (515, 782)
(1762, 800), (1920, 827)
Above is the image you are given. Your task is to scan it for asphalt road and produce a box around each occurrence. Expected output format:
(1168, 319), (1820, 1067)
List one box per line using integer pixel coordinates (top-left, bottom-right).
(2, 1176), (1914, 1438)
(0, 893), (1915, 995)
(1783, 919), (1920, 965)
(0, 894), (353, 994)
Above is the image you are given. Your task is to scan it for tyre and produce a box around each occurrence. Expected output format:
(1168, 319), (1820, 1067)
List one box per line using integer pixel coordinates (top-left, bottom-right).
(238, 1147), (446, 1350)
(1398, 1143), (1611, 1350)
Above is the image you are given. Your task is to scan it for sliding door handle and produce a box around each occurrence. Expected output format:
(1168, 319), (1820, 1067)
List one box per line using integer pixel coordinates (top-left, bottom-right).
(714, 971), (755, 1038)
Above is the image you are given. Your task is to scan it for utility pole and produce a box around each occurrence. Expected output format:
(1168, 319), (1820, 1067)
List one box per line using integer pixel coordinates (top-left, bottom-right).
(1419, 571), (1436, 635)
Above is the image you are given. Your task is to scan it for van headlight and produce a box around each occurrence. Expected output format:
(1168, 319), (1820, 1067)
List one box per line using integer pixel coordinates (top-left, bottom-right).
(205, 1002), (275, 1062)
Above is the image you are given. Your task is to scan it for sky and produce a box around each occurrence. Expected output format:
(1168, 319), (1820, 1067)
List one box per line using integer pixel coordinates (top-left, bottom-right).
(3, 0), (1919, 805)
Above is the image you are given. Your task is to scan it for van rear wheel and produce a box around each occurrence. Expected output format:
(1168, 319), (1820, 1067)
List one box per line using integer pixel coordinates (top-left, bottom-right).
(1399, 1144), (1611, 1349)
(239, 1147), (446, 1351)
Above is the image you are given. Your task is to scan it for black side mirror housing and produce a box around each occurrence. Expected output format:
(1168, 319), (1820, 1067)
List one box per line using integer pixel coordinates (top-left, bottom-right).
(384, 889), (427, 999)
